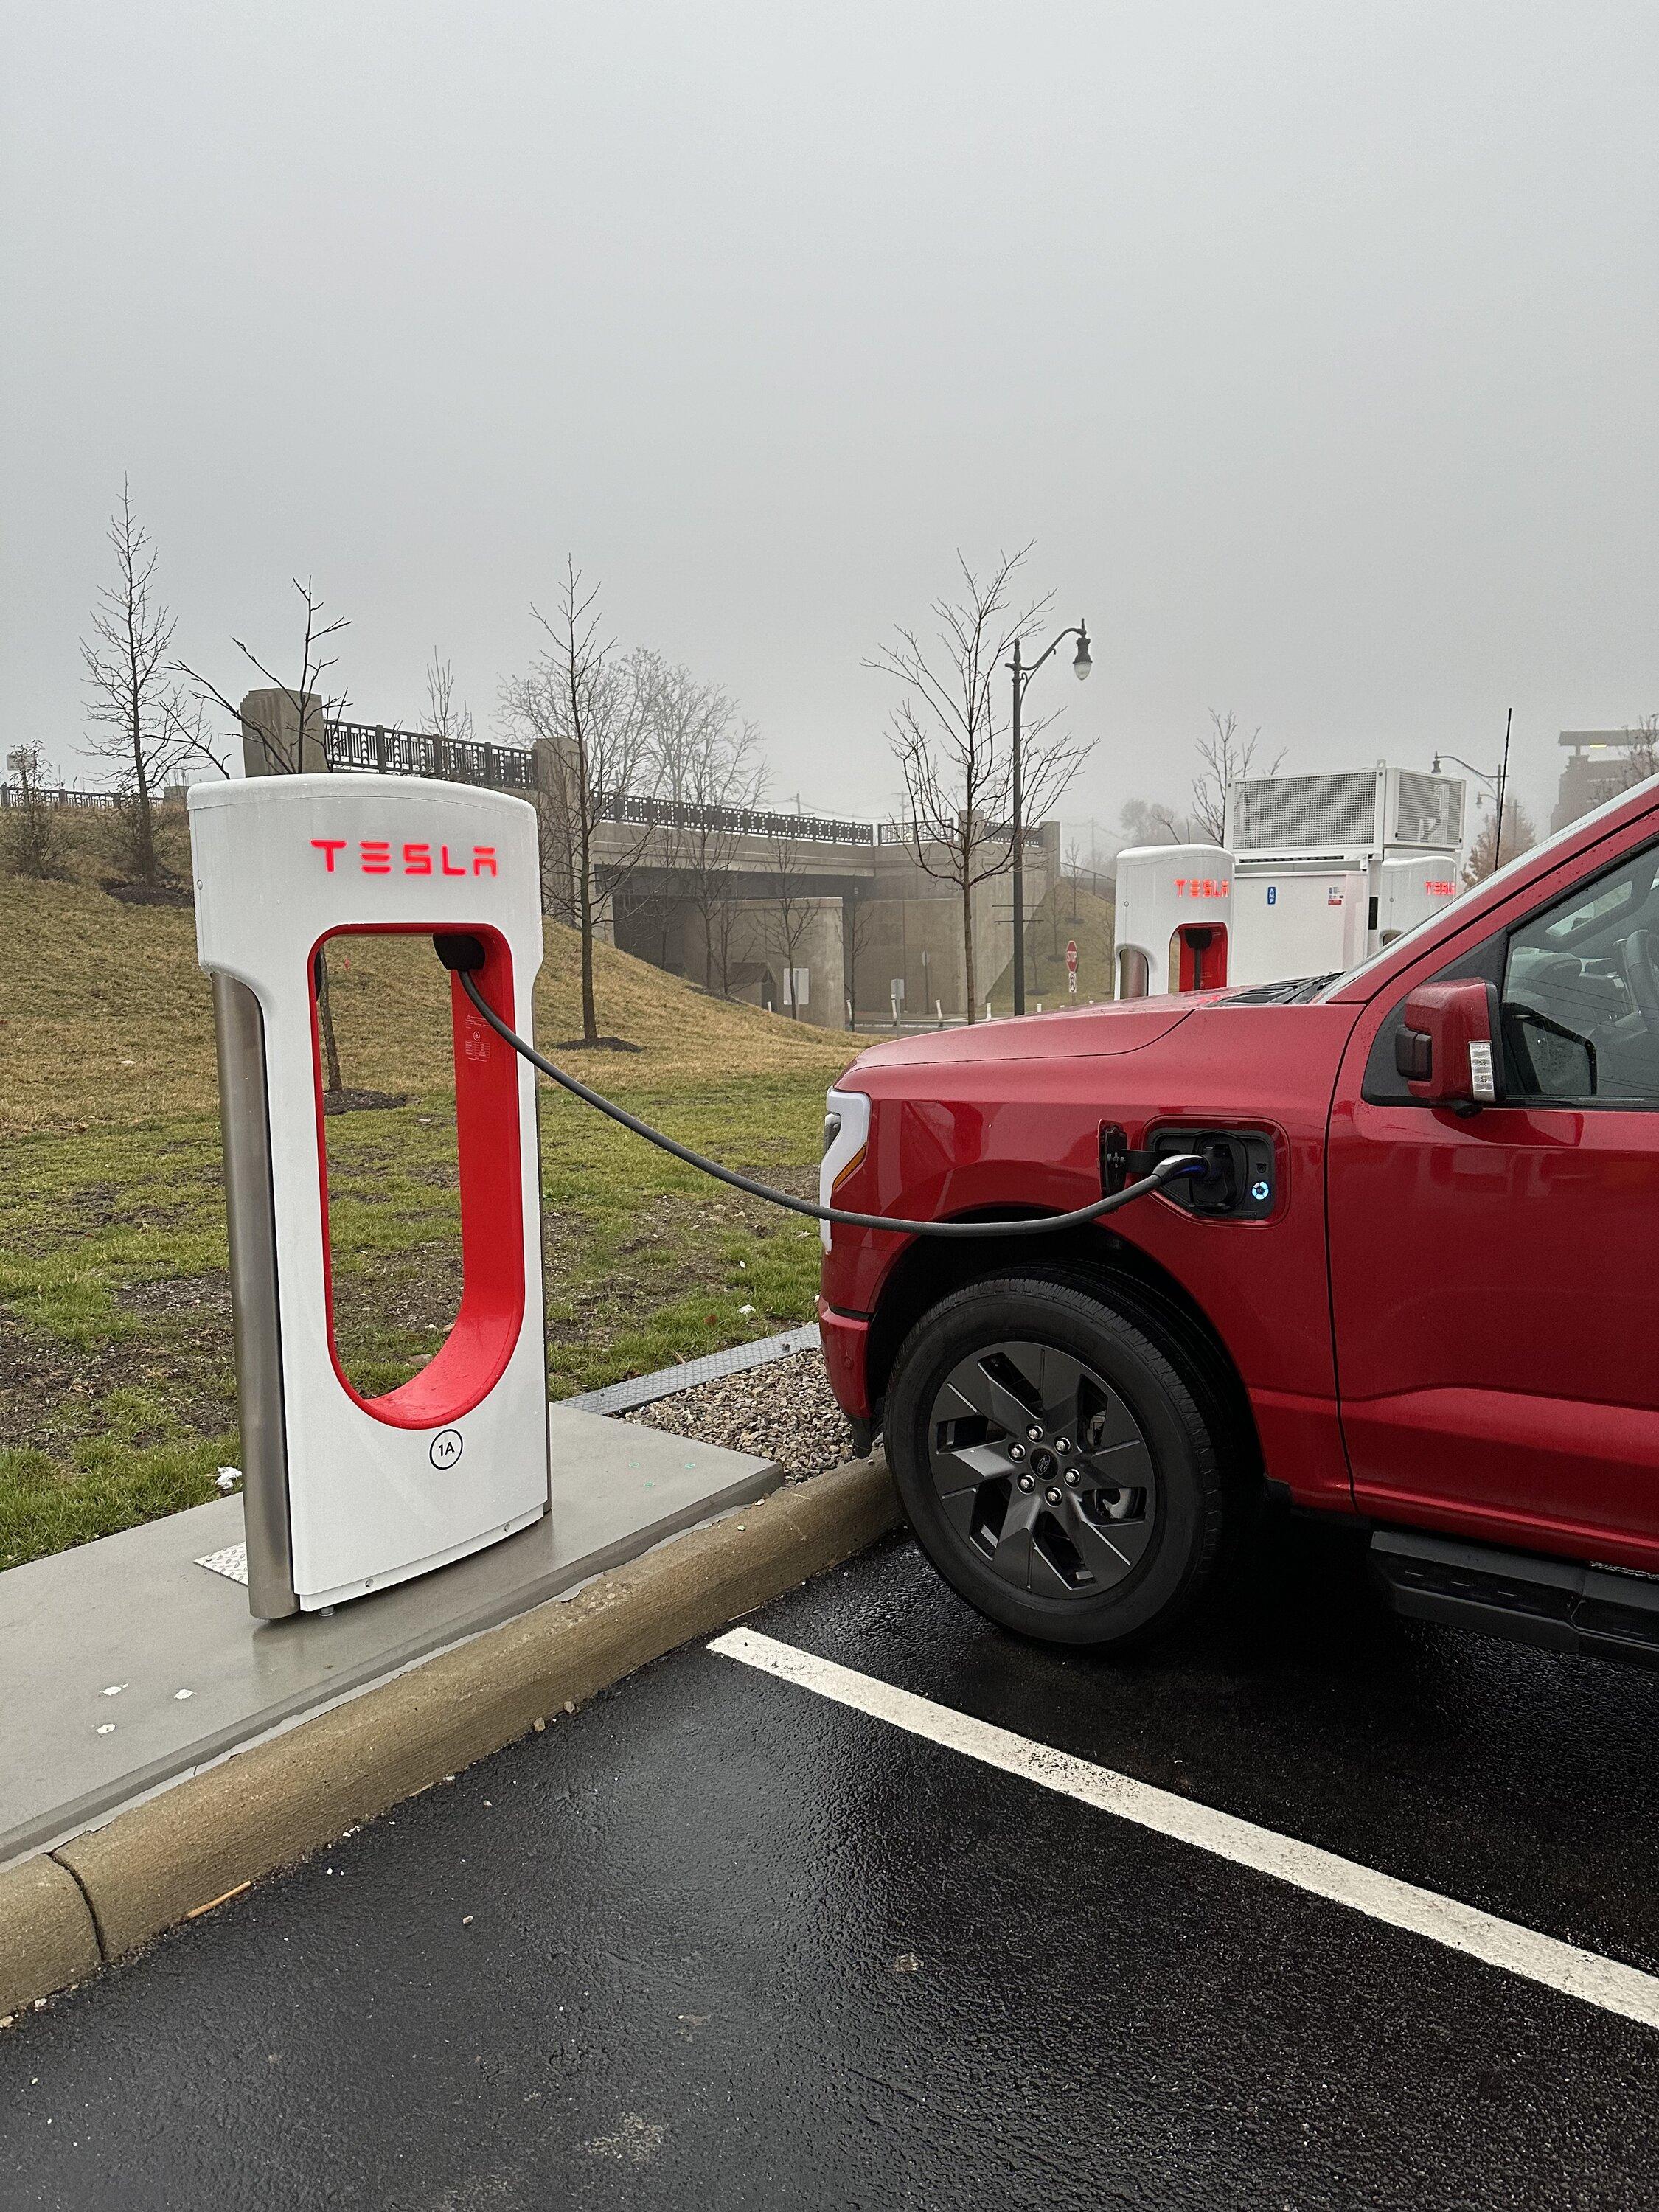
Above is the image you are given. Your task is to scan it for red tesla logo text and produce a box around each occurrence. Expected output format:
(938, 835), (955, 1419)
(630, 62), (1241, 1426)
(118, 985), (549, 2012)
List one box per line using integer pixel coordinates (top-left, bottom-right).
(1425, 879), (1453, 896)
(1173, 877), (1229, 899)
(311, 840), (498, 877)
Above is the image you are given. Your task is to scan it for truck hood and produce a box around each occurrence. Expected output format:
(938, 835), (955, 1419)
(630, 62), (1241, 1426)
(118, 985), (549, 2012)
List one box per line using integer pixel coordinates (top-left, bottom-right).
(847, 998), (1195, 1074)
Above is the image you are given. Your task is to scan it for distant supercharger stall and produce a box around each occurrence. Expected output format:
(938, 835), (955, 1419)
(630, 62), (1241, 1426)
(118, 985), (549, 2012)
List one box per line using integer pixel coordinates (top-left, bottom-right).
(1113, 764), (1468, 999)
(189, 775), (550, 1619)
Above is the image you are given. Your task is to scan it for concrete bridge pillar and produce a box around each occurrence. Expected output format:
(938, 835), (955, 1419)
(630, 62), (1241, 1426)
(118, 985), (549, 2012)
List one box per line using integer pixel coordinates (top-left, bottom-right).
(529, 734), (614, 939)
(240, 690), (327, 776)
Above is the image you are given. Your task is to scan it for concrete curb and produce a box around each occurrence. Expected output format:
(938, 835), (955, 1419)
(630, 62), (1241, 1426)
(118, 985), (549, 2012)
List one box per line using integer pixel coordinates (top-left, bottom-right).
(0, 1458), (900, 2012)
(0, 1860), (101, 2017)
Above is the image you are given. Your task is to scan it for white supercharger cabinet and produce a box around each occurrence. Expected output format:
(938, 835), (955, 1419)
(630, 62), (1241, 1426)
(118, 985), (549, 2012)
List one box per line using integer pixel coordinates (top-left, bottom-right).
(1229, 861), (1371, 986)
(1113, 844), (1233, 998)
(189, 774), (550, 1618)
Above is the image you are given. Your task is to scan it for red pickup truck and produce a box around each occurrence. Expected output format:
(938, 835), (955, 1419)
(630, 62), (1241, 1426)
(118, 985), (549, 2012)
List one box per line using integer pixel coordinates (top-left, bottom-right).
(818, 776), (1659, 1658)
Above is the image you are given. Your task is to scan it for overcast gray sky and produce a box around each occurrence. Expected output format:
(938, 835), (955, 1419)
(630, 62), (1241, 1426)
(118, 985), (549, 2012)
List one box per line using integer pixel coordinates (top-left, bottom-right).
(5, 1), (1658, 847)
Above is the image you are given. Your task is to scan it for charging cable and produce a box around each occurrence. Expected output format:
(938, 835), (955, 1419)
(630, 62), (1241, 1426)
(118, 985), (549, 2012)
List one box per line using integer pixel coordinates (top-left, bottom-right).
(443, 942), (1203, 1239)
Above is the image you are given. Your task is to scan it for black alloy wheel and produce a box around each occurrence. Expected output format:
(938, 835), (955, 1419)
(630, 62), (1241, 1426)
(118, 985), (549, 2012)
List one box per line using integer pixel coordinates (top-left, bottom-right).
(886, 1277), (1228, 1648)
(927, 1338), (1155, 1600)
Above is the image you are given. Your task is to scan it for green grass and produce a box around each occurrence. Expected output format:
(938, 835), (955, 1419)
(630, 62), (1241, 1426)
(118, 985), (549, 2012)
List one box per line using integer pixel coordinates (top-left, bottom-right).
(0, 819), (854, 1569)
(0, 1077), (835, 1571)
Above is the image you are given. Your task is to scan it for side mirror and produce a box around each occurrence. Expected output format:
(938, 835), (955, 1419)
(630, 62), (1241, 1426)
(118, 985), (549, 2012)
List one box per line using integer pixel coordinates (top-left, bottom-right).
(1395, 978), (1503, 1108)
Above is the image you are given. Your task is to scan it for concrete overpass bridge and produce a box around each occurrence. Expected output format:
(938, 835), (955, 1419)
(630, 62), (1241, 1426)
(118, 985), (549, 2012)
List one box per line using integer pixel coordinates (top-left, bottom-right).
(240, 694), (1057, 1026)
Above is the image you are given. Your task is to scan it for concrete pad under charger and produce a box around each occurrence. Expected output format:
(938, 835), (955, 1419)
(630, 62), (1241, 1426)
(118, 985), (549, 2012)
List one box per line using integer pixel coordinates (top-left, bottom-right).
(0, 1403), (777, 1868)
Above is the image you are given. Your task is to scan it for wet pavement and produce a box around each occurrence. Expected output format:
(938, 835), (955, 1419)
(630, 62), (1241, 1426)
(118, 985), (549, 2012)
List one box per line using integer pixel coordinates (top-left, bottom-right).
(4, 1512), (1659, 2209)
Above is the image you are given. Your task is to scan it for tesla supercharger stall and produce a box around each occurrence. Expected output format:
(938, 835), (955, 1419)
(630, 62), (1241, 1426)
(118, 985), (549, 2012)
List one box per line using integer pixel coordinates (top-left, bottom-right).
(188, 774), (550, 1620)
(1113, 845), (1233, 998)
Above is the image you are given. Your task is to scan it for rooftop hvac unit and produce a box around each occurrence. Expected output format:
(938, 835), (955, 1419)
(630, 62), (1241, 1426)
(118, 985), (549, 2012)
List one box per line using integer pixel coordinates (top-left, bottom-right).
(1390, 769), (1464, 849)
(1228, 770), (1380, 855)
(1225, 767), (1464, 860)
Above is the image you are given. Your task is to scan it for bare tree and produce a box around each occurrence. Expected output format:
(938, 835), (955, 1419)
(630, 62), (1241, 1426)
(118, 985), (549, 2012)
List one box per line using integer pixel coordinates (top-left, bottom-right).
(1046, 865), (1066, 959)
(1610, 716), (1659, 795)
(1190, 710), (1284, 844)
(1117, 795), (1190, 847)
(1463, 796), (1538, 886)
(1, 745), (66, 880)
(499, 563), (657, 1044)
(844, 885), (878, 1026)
(80, 481), (222, 884)
(714, 892), (744, 1004)
(1063, 838), (1083, 924)
(767, 826), (815, 1018)
(179, 576), (348, 773)
(179, 579), (353, 1091)
(871, 548), (1093, 1022)
(649, 659), (766, 994)
(422, 653), (475, 746)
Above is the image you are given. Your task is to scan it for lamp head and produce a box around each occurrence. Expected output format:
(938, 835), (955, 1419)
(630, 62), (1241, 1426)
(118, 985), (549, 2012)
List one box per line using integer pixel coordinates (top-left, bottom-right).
(1073, 625), (1092, 681)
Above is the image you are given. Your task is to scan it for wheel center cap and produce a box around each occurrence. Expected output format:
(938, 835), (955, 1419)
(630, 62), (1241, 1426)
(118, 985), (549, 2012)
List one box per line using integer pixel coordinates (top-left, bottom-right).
(1029, 1448), (1057, 1481)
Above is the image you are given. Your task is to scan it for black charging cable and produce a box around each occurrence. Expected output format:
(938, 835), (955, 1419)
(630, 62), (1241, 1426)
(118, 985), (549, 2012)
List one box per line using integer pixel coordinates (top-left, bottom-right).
(441, 939), (1204, 1239)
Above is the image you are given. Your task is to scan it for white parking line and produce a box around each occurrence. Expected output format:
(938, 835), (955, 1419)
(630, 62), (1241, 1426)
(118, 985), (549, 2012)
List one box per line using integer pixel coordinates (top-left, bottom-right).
(709, 1624), (1659, 2034)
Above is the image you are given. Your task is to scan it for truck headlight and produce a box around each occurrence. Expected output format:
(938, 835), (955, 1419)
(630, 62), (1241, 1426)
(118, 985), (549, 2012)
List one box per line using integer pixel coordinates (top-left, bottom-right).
(819, 1087), (871, 1252)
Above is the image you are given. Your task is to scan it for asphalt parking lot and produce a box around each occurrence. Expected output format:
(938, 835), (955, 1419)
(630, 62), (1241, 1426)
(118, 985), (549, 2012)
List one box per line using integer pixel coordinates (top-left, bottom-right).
(4, 1510), (1659, 2211)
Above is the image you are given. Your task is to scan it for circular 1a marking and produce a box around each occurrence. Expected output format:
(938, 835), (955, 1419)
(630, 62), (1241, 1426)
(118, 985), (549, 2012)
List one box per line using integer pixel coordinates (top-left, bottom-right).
(429, 1428), (464, 1470)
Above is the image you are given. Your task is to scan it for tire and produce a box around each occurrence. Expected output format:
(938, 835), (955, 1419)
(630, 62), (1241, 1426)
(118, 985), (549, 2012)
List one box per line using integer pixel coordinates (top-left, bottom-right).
(886, 1276), (1228, 1649)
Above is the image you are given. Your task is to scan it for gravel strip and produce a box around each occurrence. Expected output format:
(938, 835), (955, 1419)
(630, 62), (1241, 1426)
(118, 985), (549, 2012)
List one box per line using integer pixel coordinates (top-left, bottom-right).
(623, 1349), (863, 1480)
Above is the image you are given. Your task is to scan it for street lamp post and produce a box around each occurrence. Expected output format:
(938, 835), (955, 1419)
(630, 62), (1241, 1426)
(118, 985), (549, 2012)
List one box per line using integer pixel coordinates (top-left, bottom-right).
(1009, 620), (1091, 1017)
(1433, 708), (1514, 874)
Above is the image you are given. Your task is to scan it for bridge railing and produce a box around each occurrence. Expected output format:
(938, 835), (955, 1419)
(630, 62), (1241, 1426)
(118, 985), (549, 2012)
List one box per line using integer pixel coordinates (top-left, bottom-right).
(597, 791), (875, 846)
(323, 721), (538, 791)
(0, 784), (129, 810)
(318, 719), (918, 848)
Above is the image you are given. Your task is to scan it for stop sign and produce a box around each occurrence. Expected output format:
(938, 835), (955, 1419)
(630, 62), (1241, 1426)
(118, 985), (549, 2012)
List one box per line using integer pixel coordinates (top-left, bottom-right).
(1065, 939), (1079, 974)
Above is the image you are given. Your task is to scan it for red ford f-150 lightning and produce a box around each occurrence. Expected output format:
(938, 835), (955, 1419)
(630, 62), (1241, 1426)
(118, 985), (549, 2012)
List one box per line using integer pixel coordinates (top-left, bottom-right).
(818, 776), (1659, 1658)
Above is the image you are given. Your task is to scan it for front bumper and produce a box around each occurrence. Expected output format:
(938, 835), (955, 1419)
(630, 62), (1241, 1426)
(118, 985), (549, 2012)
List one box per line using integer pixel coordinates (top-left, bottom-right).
(817, 1297), (872, 1423)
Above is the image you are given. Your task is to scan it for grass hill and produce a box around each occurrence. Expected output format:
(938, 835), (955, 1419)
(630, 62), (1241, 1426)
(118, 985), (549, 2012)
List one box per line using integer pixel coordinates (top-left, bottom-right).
(0, 824), (854, 1138)
(0, 818), (858, 1570)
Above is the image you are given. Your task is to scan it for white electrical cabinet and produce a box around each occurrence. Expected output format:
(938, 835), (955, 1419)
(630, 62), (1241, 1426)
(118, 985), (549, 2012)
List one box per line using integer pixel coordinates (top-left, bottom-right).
(1228, 863), (1371, 987)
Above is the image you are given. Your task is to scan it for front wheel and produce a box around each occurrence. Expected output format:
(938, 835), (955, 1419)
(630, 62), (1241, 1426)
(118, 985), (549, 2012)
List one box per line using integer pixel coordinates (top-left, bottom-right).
(885, 1277), (1228, 1649)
